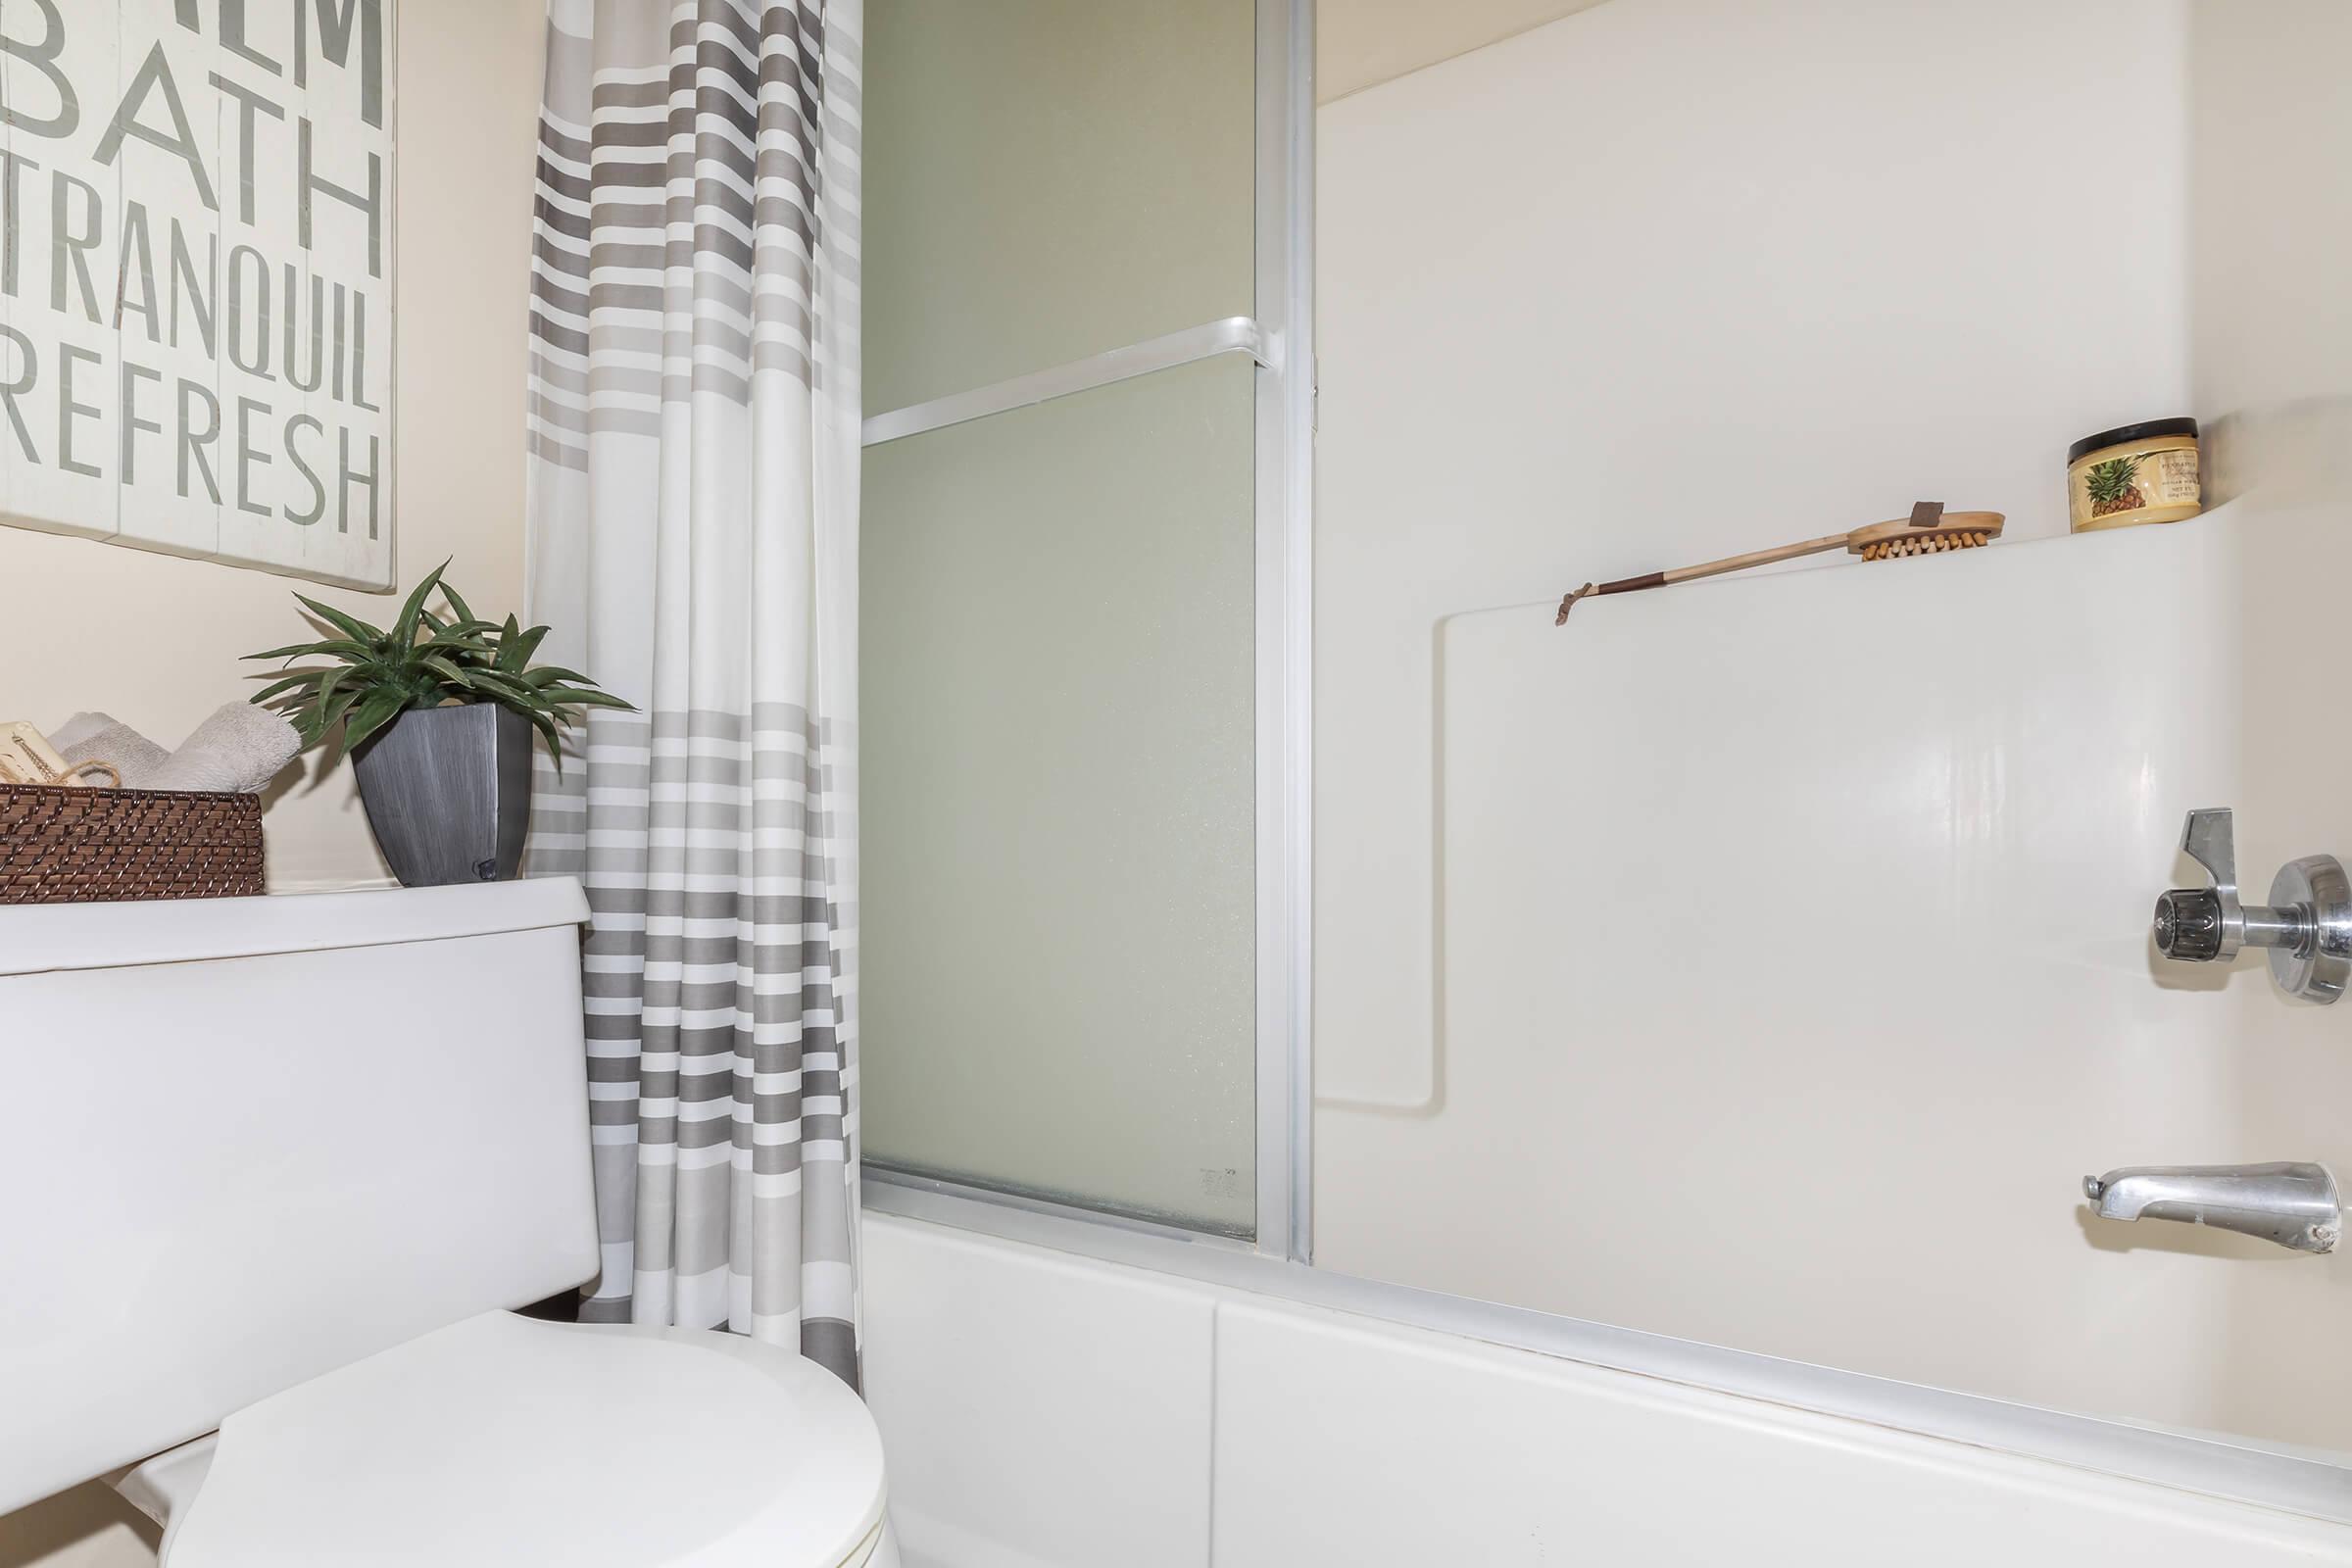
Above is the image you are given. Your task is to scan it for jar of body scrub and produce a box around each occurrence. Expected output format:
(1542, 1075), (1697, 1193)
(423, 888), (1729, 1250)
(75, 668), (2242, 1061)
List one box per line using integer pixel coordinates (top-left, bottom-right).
(2067, 417), (2202, 533)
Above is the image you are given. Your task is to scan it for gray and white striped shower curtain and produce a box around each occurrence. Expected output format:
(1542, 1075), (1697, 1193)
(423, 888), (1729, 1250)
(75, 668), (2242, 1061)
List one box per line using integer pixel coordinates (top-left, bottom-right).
(521, 0), (864, 1388)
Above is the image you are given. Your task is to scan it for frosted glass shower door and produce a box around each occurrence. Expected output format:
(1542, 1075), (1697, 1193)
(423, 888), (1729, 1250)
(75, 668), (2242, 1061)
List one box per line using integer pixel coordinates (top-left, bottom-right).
(862, 1), (1255, 413)
(862, 359), (1259, 1235)
(858, 0), (1270, 1237)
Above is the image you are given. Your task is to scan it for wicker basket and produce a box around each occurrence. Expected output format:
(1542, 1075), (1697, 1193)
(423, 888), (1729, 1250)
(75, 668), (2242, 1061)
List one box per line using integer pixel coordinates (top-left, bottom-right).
(0, 782), (265, 904)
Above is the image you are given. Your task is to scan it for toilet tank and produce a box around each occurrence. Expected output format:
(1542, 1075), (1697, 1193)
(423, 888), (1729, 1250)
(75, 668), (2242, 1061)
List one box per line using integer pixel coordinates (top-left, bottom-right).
(0, 880), (599, 1514)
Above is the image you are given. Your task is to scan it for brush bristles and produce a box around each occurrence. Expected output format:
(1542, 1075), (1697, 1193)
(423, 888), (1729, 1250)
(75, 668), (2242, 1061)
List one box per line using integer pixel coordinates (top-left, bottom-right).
(1860, 530), (1992, 563)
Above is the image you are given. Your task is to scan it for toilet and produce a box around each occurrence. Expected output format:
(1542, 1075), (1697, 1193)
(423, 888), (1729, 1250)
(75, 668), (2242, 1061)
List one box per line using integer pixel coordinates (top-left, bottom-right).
(0, 880), (893, 1567)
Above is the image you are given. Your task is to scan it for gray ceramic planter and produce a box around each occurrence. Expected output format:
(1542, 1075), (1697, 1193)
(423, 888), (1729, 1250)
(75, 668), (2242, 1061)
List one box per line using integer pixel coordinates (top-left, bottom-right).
(352, 704), (533, 886)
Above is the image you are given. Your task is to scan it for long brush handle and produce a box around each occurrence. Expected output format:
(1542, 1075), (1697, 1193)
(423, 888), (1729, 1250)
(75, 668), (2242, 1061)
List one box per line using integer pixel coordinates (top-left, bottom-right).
(1555, 530), (1851, 624)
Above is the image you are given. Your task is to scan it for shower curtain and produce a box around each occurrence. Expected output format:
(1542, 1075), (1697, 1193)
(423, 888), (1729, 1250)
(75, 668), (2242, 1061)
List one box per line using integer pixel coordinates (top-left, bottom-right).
(521, 0), (864, 1389)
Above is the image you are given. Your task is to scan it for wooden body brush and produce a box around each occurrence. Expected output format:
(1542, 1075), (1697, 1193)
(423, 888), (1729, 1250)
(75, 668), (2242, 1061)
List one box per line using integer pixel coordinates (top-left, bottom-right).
(1554, 503), (2004, 624)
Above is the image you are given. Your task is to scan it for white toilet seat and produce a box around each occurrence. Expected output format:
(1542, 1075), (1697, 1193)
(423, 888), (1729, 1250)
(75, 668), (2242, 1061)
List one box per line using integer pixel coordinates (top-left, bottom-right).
(160, 1312), (888, 1568)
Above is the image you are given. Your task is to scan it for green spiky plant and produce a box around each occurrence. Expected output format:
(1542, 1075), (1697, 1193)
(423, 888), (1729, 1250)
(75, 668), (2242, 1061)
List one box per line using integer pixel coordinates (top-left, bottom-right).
(2084, 454), (2146, 517)
(245, 561), (632, 767)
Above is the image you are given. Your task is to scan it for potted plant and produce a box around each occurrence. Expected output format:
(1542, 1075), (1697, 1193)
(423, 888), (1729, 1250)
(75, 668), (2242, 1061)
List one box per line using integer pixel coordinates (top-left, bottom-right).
(246, 562), (632, 887)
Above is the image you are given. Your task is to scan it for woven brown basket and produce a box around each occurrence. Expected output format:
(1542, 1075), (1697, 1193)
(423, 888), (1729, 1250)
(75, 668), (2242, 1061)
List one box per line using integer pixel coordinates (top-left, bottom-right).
(0, 782), (265, 904)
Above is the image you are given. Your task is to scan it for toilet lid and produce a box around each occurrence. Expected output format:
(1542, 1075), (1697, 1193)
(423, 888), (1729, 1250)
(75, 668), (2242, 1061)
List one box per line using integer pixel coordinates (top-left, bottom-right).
(164, 1312), (886, 1568)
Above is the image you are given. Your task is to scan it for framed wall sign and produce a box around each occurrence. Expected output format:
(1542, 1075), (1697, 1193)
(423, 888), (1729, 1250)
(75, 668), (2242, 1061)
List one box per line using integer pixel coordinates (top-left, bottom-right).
(0, 0), (397, 591)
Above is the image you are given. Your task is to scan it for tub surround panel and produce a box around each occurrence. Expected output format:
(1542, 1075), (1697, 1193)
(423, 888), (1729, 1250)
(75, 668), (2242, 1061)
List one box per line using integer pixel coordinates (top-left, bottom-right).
(1311, 0), (2352, 1458)
(1314, 0), (2192, 1115)
(1320, 508), (2352, 1443)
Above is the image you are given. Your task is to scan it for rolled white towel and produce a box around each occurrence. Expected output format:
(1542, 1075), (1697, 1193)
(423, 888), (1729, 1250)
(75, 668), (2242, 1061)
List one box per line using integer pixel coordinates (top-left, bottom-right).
(51, 712), (172, 788)
(48, 712), (106, 752)
(149, 703), (303, 795)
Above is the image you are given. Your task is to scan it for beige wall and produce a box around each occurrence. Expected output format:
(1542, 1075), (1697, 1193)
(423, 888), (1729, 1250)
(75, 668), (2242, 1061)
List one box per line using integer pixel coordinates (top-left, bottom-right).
(0, 1489), (154, 1568)
(0, 4), (544, 1563)
(0, 0), (545, 896)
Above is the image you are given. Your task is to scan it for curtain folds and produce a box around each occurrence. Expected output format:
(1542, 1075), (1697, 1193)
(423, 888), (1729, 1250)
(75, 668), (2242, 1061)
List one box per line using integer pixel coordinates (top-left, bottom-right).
(522, 0), (864, 1389)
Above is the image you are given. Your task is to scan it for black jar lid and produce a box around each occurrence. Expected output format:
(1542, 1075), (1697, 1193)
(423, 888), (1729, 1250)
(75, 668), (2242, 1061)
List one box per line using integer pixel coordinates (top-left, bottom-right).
(2069, 417), (2198, 465)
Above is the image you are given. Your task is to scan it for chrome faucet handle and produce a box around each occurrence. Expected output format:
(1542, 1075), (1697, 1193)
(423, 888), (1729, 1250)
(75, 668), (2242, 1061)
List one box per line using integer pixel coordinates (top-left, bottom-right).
(2152, 808), (2352, 1002)
(2155, 808), (2241, 961)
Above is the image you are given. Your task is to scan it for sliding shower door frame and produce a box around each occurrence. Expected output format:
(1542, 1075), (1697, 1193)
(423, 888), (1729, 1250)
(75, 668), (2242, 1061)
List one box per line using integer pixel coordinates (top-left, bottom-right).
(860, 0), (1316, 1263)
(1251, 0), (1316, 1267)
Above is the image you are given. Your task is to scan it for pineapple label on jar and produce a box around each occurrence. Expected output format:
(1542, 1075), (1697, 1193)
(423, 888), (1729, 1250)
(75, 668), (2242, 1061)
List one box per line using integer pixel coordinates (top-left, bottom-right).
(2068, 417), (2202, 533)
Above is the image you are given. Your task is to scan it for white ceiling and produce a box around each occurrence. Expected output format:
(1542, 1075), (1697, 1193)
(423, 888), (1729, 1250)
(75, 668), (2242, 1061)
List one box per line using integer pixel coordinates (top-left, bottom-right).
(1315, 0), (1613, 103)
